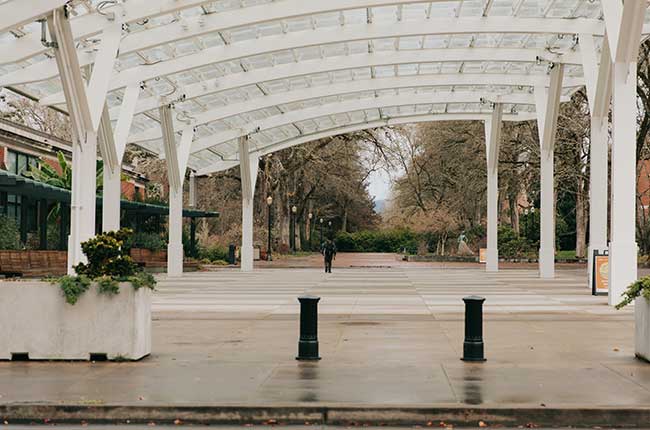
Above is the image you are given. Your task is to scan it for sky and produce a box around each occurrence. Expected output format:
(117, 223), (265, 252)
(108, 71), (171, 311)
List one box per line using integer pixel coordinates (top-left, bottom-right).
(368, 169), (391, 201)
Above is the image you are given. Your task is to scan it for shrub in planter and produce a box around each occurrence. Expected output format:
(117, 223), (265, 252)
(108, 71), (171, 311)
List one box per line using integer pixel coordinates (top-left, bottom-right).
(55, 228), (155, 305)
(74, 228), (138, 278)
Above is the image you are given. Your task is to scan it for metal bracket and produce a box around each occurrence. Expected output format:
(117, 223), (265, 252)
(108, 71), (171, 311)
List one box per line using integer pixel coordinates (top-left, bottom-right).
(38, 19), (58, 49)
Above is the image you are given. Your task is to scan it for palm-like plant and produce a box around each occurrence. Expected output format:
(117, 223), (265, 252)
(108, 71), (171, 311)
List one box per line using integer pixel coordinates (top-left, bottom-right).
(25, 151), (103, 220)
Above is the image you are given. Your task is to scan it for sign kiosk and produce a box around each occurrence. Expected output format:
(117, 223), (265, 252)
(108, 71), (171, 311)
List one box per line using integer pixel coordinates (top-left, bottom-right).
(592, 249), (609, 296)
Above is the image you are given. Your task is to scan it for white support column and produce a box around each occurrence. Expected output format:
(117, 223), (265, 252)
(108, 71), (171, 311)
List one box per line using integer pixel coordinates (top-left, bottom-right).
(161, 105), (183, 277)
(87, 21), (122, 131)
(239, 136), (259, 272)
(48, 8), (97, 274)
(100, 84), (141, 232)
(68, 131), (98, 273)
(161, 105), (195, 277)
(588, 117), (610, 284)
(102, 168), (122, 232)
(99, 107), (121, 232)
(189, 172), (197, 208)
(485, 104), (503, 272)
(609, 61), (639, 303)
(167, 184), (184, 277)
(535, 63), (564, 279)
(603, 0), (645, 305)
(581, 34), (612, 289)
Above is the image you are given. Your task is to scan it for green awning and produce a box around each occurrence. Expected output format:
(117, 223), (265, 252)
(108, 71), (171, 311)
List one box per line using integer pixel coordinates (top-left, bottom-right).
(0, 169), (219, 219)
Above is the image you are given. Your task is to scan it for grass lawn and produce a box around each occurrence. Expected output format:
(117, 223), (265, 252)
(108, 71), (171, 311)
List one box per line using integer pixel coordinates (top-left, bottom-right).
(556, 250), (577, 259)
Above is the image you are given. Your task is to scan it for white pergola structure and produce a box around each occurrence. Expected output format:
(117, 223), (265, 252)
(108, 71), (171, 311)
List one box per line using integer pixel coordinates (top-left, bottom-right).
(0, 0), (647, 304)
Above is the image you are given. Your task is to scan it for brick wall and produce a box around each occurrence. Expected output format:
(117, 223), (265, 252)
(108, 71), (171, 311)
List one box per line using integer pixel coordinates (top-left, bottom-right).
(121, 181), (146, 201)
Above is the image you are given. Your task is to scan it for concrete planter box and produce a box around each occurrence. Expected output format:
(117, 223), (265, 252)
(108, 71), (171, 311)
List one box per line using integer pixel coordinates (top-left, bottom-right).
(0, 281), (151, 361)
(637, 297), (650, 362)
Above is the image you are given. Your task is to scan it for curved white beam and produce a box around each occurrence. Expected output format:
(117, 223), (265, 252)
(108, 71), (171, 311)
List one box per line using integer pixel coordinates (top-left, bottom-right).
(173, 92), (550, 154)
(0, 0), (67, 34)
(46, 48), (582, 109)
(130, 74), (581, 142)
(194, 111), (535, 175)
(8, 17), (595, 90)
(0, 0), (440, 65)
(1, 0), (224, 65)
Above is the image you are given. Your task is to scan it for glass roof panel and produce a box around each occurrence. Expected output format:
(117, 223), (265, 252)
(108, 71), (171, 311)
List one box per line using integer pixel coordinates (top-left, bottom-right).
(0, 0), (618, 170)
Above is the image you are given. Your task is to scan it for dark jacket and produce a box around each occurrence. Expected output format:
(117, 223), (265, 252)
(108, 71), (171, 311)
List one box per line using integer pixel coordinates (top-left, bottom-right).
(322, 241), (337, 260)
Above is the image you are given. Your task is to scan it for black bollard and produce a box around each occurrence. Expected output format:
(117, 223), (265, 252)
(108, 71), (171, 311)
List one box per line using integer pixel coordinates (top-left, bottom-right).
(228, 244), (236, 265)
(296, 295), (321, 360)
(462, 295), (486, 362)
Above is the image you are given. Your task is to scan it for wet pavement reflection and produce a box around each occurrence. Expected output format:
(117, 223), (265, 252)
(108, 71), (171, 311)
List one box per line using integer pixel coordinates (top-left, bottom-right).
(297, 363), (320, 402)
(461, 364), (485, 405)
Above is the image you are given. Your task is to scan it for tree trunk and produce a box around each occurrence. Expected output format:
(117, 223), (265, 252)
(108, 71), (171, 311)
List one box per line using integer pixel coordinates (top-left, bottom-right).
(341, 204), (348, 233)
(575, 177), (587, 258)
(280, 191), (289, 247)
(509, 193), (520, 235)
(299, 220), (307, 251)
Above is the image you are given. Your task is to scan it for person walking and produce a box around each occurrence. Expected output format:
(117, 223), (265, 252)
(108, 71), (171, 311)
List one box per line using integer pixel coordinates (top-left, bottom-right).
(321, 239), (337, 273)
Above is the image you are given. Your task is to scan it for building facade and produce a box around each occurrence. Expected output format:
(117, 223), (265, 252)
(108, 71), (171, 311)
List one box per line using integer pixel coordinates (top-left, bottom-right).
(0, 118), (148, 243)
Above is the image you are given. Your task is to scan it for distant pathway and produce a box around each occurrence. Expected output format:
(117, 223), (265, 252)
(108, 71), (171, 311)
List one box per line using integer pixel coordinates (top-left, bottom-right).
(154, 265), (622, 318)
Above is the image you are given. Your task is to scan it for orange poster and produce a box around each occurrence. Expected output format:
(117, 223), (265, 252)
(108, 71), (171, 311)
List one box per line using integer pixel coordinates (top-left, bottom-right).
(479, 248), (487, 264)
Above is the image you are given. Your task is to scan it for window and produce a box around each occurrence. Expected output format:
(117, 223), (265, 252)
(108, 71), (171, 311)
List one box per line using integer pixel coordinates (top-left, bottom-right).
(6, 193), (20, 221)
(4, 149), (39, 176)
(5, 150), (16, 173)
(1, 151), (40, 230)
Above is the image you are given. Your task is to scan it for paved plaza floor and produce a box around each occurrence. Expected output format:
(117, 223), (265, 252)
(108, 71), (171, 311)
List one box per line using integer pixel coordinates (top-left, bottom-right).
(1, 256), (649, 426)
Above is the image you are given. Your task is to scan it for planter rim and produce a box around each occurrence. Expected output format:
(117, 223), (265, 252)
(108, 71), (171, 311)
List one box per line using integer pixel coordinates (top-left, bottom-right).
(0, 280), (147, 287)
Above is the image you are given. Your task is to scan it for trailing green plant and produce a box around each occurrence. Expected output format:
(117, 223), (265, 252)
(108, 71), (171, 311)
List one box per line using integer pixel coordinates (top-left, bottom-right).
(0, 215), (22, 250)
(96, 275), (120, 296)
(124, 271), (156, 291)
(616, 276), (650, 309)
(74, 228), (138, 278)
(56, 275), (91, 305)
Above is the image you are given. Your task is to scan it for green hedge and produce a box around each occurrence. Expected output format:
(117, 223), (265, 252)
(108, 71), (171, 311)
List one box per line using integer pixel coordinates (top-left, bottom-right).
(498, 225), (535, 259)
(123, 231), (167, 252)
(197, 244), (229, 262)
(0, 215), (21, 250)
(335, 229), (419, 253)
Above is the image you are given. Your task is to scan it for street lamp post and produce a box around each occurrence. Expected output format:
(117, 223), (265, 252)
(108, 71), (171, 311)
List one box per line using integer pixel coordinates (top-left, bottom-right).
(530, 207), (535, 242)
(319, 218), (324, 246)
(266, 196), (273, 261)
(524, 209), (529, 239)
(308, 212), (313, 251)
(291, 205), (298, 253)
